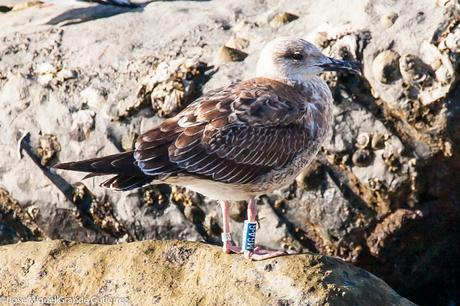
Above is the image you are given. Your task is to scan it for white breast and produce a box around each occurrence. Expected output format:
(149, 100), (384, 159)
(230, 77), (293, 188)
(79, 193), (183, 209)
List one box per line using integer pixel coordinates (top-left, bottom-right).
(164, 176), (253, 201)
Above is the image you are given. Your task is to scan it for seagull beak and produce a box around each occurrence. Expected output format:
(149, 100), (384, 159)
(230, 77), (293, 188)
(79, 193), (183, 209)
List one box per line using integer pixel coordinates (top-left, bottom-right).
(319, 57), (362, 75)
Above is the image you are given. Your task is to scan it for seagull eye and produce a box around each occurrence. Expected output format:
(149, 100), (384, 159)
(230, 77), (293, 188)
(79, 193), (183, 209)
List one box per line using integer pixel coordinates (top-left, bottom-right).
(290, 52), (304, 61)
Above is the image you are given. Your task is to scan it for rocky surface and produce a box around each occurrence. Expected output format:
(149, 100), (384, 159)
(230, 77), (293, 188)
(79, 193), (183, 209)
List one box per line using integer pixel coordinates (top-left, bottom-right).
(0, 240), (416, 306)
(0, 0), (459, 305)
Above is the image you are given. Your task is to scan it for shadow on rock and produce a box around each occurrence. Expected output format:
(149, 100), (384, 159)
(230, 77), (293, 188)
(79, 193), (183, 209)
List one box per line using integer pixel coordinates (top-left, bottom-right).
(46, 1), (152, 26)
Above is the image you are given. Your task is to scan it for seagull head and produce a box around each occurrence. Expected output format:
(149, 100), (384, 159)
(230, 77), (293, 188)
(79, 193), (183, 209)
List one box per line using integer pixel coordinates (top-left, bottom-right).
(256, 37), (361, 82)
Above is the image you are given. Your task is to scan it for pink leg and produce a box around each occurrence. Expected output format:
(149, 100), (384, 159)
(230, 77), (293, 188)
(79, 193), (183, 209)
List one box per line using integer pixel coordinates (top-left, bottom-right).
(220, 200), (241, 254)
(244, 197), (286, 261)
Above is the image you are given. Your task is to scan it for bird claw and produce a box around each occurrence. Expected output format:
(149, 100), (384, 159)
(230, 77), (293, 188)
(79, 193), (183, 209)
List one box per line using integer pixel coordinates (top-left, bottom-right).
(244, 246), (287, 261)
(222, 243), (287, 260)
(222, 242), (242, 254)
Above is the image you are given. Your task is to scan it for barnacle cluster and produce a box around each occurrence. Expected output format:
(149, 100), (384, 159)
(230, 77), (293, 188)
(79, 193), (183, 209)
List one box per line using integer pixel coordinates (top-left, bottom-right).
(116, 58), (213, 120)
(71, 182), (130, 239)
(0, 187), (45, 240)
(36, 133), (61, 166)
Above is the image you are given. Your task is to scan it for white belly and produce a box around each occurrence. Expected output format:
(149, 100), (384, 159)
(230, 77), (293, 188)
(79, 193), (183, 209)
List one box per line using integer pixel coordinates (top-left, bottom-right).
(161, 143), (323, 202)
(161, 133), (327, 201)
(164, 176), (254, 201)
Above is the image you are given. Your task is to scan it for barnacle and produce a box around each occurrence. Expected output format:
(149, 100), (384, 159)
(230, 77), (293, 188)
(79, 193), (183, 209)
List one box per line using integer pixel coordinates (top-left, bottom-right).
(216, 45), (248, 63)
(269, 12), (299, 28)
(355, 132), (371, 149)
(116, 59), (213, 120)
(36, 134), (61, 166)
(352, 149), (372, 167)
(372, 50), (401, 84)
(371, 133), (389, 150)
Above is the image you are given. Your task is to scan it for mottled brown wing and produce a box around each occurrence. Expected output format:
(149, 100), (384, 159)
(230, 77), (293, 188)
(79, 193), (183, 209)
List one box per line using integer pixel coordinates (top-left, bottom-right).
(134, 77), (316, 184)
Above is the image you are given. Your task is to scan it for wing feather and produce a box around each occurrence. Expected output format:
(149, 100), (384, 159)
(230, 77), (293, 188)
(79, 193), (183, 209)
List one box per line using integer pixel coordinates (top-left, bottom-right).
(133, 77), (325, 185)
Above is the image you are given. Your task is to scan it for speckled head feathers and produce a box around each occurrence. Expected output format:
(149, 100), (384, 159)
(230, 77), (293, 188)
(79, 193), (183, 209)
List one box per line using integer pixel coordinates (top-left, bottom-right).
(256, 37), (330, 82)
(256, 37), (361, 82)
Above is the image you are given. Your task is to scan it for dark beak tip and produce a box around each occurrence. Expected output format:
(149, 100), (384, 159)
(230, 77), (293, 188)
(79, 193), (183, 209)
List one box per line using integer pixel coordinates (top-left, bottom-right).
(351, 63), (363, 76)
(321, 58), (363, 76)
(351, 61), (363, 74)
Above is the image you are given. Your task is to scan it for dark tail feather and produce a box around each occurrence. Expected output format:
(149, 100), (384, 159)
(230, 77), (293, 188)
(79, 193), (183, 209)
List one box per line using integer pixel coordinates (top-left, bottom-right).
(101, 175), (153, 191)
(82, 172), (106, 180)
(54, 152), (154, 191)
(54, 151), (141, 175)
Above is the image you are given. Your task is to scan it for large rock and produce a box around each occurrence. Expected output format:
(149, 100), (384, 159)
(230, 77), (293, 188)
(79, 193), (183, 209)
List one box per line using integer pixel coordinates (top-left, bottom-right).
(0, 240), (415, 306)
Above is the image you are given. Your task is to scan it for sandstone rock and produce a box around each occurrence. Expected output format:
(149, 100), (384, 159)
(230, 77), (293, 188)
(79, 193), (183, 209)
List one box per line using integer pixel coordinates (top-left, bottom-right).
(0, 240), (415, 306)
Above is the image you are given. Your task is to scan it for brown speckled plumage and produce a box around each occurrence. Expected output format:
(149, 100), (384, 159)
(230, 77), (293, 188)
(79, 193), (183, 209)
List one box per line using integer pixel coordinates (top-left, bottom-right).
(55, 37), (361, 260)
(55, 37), (361, 202)
(56, 77), (332, 198)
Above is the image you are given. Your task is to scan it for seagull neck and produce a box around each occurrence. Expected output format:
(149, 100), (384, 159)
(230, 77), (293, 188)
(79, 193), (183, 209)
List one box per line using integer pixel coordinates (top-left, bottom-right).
(292, 76), (334, 110)
(302, 76), (329, 90)
(277, 76), (327, 91)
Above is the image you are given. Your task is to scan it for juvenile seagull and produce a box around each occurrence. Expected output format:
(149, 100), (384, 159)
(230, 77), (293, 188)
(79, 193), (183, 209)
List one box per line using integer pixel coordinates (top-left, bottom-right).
(55, 37), (360, 260)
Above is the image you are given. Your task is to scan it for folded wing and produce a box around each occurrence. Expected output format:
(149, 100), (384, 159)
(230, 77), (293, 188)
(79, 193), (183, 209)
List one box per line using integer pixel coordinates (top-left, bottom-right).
(135, 77), (317, 184)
